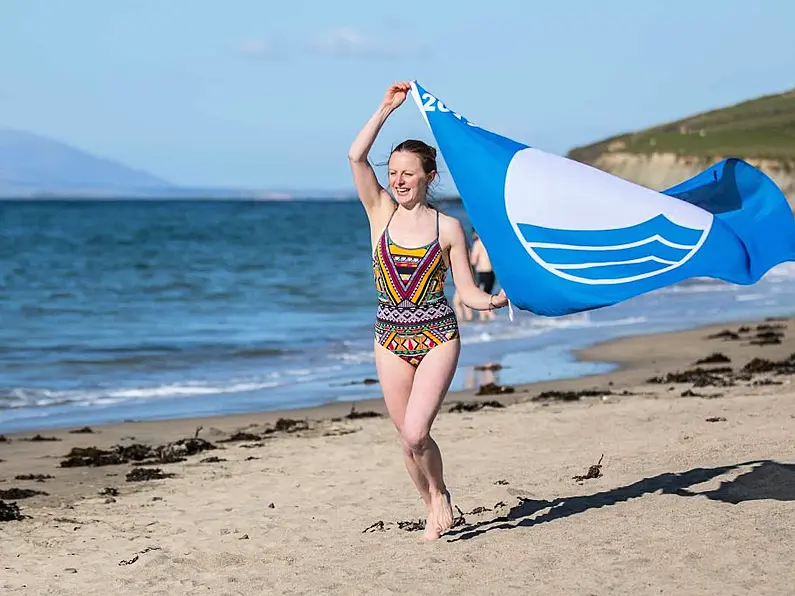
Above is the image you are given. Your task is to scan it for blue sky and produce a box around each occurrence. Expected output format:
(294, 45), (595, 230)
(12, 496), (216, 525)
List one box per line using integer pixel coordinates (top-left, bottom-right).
(2, 0), (794, 194)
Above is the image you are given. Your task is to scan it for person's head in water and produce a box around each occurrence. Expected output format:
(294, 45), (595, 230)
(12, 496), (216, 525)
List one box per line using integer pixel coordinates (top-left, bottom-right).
(388, 140), (437, 208)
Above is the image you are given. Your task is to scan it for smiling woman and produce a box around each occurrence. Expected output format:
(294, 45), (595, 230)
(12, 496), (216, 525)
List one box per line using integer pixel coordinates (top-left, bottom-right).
(347, 81), (508, 541)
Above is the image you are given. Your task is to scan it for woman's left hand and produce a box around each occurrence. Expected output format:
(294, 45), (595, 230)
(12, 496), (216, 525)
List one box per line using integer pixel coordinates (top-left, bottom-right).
(489, 289), (508, 309)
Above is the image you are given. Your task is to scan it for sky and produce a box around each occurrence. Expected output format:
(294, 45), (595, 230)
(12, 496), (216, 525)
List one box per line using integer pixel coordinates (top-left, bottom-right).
(1, 0), (794, 194)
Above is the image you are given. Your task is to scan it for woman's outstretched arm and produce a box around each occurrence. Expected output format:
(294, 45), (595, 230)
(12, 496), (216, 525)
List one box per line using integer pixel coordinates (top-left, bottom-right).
(445, 218), (508, 311)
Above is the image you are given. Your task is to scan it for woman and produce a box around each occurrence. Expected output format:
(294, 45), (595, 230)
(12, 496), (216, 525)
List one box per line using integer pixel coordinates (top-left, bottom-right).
(348, 81), (509, 540)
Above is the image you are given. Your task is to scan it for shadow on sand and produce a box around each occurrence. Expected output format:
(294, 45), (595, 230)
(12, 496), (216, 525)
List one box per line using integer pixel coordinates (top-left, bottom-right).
(447, 460), (795, 542)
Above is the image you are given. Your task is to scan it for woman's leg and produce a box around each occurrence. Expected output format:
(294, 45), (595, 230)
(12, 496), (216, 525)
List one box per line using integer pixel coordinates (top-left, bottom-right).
(373, 342), (432, 509)
(402, 338), (461, 539)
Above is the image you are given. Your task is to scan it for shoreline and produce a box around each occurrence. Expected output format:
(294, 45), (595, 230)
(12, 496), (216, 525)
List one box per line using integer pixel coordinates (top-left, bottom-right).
(4, 262), (794, 432)
(2, 314), (790, 442)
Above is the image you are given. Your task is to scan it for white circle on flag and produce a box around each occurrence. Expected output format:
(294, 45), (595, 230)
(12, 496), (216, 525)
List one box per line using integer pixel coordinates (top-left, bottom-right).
(503, 148), (713, 285)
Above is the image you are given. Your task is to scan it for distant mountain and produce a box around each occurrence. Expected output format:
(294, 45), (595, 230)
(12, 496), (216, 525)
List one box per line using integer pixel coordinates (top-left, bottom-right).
(0, 128), (362, 200)
(0, 128), (171, 197)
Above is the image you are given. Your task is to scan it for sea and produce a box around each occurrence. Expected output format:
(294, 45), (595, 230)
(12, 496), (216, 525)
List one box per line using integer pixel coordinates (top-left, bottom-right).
(3, 199), (795, 433)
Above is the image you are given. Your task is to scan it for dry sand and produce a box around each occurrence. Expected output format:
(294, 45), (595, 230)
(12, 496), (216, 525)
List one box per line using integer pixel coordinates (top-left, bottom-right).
(2, 317), (795, 595)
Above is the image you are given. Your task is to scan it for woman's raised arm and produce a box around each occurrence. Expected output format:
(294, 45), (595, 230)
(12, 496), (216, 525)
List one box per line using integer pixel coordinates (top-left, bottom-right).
(348, 82), (411, 218)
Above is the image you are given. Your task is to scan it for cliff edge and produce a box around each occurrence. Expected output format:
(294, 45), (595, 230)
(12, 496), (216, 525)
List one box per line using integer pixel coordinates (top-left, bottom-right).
(566, 88), (795, 199)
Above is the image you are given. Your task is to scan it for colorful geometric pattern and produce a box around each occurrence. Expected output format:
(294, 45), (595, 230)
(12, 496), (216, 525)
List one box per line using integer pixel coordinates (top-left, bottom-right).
(372, 211), (459, 367)
(375, 308), (459, 367)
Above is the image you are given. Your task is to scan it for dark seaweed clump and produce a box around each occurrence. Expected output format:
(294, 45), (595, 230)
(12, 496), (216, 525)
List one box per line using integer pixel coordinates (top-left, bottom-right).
(647, 353), (795, 389)
(60, 437), (216, 468)
(0, 488), (48, 500)
(344, 406), (382, 419)
(707, 323), (785, 346)
(532, 389), (613, 402)
(0, 500), (24, 522)
(694, 352), (731, 365)
(14, 474), (53, 482)
(647, 367), (735, 387)
(573, 455), (604, 482)
(125, 468), (175, 482)
(68, 426), (96, 434)
(448, 400), (505, 413)
(476, 382), (515, 396)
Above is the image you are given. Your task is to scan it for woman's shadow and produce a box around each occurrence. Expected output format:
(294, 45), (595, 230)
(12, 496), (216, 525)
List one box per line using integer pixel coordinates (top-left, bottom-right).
(447, 459), (795, 542)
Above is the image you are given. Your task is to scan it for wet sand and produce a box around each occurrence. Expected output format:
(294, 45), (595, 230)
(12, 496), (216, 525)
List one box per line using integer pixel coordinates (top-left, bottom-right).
(2, 317), (794, 595)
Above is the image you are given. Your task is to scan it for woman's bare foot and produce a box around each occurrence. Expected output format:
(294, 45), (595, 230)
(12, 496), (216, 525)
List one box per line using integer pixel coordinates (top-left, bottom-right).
(421, 512), (441, 541)
(430, 490), (454, 535)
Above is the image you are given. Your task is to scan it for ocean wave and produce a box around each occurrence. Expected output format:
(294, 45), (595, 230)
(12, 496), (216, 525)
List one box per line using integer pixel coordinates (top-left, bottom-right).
(0, 342), (293, 370)
(0, 378), (282, 410)
(0, 358), (351, 412)
(650, 263), (795, 294)
(327, 350), (375, 365)
(735, 293), (767, 302)
(761, 262), (795, 281)
(459, 313), (648, 346)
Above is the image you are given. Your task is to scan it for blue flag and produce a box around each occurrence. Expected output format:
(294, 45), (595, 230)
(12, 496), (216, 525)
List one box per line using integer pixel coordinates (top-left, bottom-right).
(410, 81), (795, 317)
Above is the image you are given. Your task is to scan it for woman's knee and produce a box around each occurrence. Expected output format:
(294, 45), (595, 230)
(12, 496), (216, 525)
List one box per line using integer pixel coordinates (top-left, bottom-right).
(401, 425), (431, 453)
(400, 437), (414, 458)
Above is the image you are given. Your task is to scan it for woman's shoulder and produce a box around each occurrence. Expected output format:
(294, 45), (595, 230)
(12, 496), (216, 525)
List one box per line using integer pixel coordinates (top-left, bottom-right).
(369, 199), (397, 228)
(437, 210), (463, 230)
(437, 211), (466, 243)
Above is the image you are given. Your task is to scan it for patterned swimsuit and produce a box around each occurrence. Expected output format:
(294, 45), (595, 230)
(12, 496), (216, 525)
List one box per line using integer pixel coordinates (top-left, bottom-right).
(372, 210), (460, 367)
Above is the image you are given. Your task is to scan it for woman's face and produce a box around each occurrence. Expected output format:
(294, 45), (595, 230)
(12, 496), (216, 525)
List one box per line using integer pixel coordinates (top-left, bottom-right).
(388, 151), (434, 206)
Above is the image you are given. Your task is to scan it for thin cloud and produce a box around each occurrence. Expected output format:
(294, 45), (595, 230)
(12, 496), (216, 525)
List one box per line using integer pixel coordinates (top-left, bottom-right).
(309, 27), (430, 59)
(235, 28), (431, 61)
(235, 38), (287, 60)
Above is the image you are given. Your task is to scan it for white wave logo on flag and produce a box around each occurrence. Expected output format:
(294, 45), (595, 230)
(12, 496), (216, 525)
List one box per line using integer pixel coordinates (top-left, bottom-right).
(504, 147), (713, 285)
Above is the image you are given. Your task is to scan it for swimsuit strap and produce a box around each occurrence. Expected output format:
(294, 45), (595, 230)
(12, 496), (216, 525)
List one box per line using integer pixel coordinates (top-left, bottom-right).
(382, 207), (439, 248)
(383, 207), (397, 239)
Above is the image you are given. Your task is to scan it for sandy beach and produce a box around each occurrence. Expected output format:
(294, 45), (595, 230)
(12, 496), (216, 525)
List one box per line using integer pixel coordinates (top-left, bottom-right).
(2, 317), (795, 595)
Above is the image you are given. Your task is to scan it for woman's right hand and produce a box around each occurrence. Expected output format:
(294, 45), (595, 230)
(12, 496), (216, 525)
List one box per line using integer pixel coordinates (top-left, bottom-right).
(381, 81), (412, 111)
